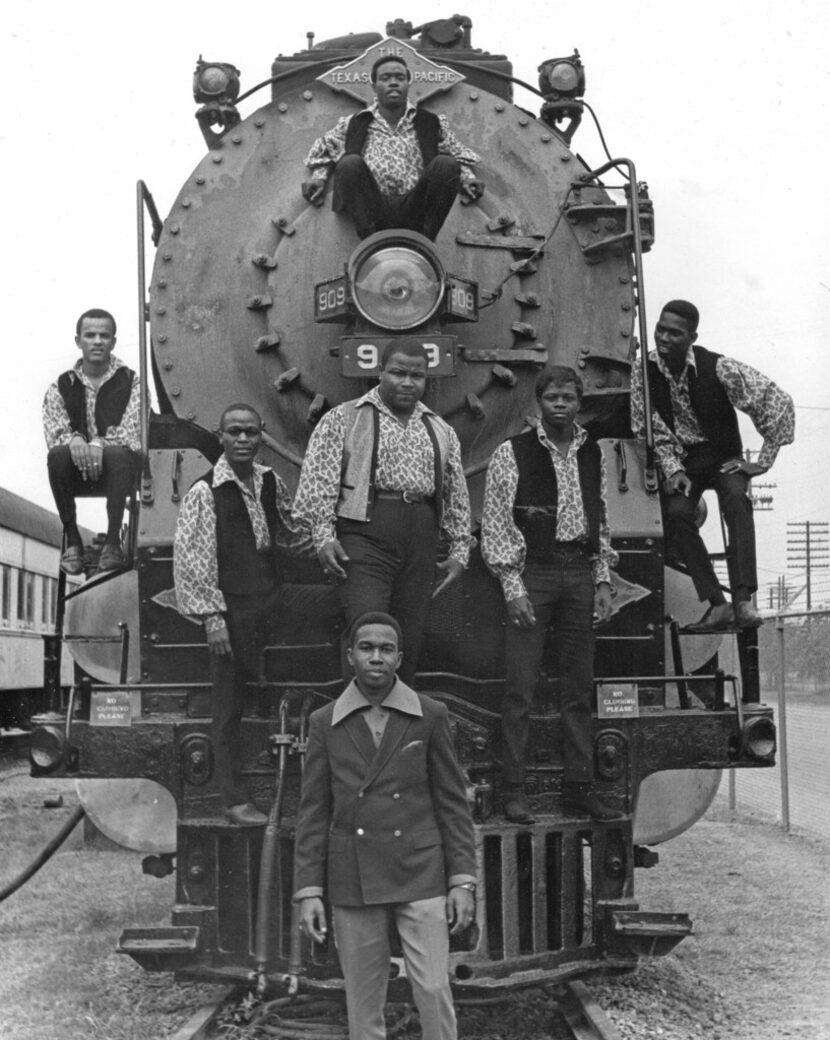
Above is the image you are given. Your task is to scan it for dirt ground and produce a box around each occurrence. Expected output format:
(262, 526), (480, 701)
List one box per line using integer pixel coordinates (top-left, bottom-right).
(1, 761), (828, 1040)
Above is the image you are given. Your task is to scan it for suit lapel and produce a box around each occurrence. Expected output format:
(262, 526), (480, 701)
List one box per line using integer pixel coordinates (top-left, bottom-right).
(361, 711), (411, 789)
(341, 710), (376, 766)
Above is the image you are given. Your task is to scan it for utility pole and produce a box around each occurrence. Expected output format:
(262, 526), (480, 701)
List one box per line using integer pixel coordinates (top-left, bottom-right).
(786, 521), (829, 611)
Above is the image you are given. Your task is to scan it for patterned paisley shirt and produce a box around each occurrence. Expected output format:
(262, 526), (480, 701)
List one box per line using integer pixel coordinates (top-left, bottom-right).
(42, 355), (141, 452)
(481, 421), (616, 602)
(292, 386), (472, 566)
(305, 100), (480, 195)
(630, 347), (795, 477)
(174, 456), (314, 633)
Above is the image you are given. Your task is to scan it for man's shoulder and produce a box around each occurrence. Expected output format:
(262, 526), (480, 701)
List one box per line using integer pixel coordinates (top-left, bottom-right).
(415, 691), (449, 721)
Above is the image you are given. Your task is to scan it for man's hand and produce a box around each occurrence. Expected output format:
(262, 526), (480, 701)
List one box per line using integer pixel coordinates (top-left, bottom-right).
(433, 558), (464, 598)
(301, 181), (326, 207)
(206, 621), (233, 658)
(460, 179), (484, 202)
(318, 539), (349, 581)
(446, 887), (475, 934)
(69, 435), (102, 482)
(299, 896), (328, 944)
(506, 594), (536, 630)
(720, 458), (766, 478)
(594, 582), (613, 624)
(667, 470), (692, 496)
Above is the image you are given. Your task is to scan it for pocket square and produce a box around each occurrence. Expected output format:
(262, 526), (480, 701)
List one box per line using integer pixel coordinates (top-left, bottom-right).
(400, 740), (424, 753)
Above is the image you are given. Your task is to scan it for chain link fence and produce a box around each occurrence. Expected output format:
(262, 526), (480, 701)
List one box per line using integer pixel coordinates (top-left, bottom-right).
(715, 608), (829, 838)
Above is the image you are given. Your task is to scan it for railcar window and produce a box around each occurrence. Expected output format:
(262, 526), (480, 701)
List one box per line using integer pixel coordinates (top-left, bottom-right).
(0, 564), (10, 624)
(17, 569), (35, 626)
(42, 575), (58, 627)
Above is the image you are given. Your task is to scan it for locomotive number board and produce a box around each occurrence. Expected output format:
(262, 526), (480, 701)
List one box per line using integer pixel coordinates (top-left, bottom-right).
(340, 336), (456, 377)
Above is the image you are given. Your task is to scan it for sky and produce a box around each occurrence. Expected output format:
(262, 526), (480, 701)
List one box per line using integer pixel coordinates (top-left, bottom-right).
(4, 0), (829, 607)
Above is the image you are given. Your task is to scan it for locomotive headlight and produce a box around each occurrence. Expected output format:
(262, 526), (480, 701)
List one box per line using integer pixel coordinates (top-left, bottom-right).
(348, 231), (445, 331)
(192, 58), (241, 104)
(538, 52), (585, 99)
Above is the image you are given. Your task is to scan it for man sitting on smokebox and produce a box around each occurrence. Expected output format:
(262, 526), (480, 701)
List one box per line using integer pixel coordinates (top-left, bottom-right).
(301, 54), (483, 240)
(174, 403), (340, 827)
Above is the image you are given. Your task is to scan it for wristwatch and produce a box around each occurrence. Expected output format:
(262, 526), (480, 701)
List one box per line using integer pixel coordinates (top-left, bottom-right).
(454, 881), (477, 893)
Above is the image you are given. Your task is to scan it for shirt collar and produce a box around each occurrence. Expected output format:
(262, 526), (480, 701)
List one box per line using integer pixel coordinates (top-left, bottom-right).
(368, 98), (417, 128)
(533, 416), (587, 457)
(649, 345), (697, 381)
(359, 384), (434, 422)
(214, 455), (268, 496)
(72, 354), (124, 386)
(331, 677), (423, 725)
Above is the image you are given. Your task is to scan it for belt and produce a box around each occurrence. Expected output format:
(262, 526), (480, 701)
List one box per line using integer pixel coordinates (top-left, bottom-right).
(374, 489), (435, 505)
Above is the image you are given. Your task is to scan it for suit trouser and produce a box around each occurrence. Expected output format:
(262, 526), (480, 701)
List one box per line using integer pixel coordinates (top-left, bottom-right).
(337, 499), (439, 685)
(502, 555), (595, 786)
(333, 896), (456, 1040)
(662, 442), (756, 601)
(333, 154), (461, 240)
(210, 583), (340, 807)
(47, 444), (138, 535)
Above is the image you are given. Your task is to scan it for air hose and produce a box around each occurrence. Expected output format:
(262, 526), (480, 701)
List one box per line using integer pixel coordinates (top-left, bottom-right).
(0, 804), (85, 903)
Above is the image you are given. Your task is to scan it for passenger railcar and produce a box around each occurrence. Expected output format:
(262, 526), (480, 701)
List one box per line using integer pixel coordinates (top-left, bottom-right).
(29, 15), (777, 998)
(0, 487), (85, 729)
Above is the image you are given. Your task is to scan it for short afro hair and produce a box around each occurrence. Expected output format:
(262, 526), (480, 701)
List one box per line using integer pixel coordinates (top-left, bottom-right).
(660, 300), (699, 335)
(371, 55), (411, 84)
(348, 611), (404, 649)
(535, 364), (583, 401)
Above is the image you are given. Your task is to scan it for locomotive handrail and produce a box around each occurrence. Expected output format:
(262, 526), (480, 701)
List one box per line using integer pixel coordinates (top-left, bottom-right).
(578, 158), (659, 495)
(136, 180), (162, 502)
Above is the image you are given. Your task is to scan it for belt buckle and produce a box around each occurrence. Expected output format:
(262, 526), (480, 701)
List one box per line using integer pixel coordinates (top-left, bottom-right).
(401, 490), (418, 504)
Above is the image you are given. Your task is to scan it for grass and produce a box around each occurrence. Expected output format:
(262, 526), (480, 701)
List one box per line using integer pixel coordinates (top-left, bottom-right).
(0, 771), (222, 1040)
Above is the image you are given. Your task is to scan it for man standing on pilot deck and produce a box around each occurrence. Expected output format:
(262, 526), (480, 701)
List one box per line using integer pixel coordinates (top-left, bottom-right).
(302, 54), (483, 240)
(174, 403), (339, 827)
(293, 340), (471, 685)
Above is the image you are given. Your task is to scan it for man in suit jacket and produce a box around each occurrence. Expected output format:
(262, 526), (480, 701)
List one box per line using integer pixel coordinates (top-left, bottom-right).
(293, 611), (477, 1040)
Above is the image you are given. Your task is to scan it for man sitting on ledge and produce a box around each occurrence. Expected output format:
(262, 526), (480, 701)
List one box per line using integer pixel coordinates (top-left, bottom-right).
(43, 308), (140, 575)
(301, 54), (483, 241)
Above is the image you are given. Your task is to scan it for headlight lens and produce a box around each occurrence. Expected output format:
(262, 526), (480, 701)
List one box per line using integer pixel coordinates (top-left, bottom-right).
(547, 61), (580, 94)
(349, 233), (444, 330)
(29, 724), (65, 773)
(742, 715), (776, 762)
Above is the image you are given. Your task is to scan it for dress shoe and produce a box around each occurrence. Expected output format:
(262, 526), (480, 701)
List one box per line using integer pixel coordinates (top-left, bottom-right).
(98, 544), (126, 572)
(503, 792), (536, 825)
(735, 601), (763, 629)
(562, 783), (624, 822)
(225, 802), (268, 826)
(60, 546), (85, 576)
(683, 602), (734, 634)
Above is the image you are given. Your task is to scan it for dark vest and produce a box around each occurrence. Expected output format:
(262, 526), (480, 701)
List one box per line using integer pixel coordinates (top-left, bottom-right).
(200, 469), (288, 597)
(57, 366), (134, 441)
(345, 107), (440, 168)
(510, 428), (602, 560)
(647, 345), (742, 460)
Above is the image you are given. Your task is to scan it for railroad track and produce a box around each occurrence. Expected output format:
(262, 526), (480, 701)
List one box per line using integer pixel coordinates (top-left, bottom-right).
(160, 978), (624, 1040)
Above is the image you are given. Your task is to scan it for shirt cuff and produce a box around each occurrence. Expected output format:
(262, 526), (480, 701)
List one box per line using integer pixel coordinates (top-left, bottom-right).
(204, 613), (227, 634)
(502, 572), (527, 602)
(293, 886), (324, 902)
(312, 525), (337, 553)
(448, 874), (477, 888)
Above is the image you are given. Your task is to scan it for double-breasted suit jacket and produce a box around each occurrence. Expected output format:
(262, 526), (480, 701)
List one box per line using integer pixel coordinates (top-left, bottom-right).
(293, 679), (476, 906)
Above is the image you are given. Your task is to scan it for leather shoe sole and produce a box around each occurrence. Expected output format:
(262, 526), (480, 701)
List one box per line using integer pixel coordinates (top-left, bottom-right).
(225, 803), (268, 827)
(60, 547), (85, 576)
(735, 603), (763, 629)
(683, 604), (734, 634)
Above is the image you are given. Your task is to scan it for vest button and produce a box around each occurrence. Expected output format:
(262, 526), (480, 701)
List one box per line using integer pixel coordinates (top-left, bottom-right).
(394, 830), (402, 837)
(357, 828), (364, 836)
(392, 793), (400, 800)
(358, 792), (364, 798)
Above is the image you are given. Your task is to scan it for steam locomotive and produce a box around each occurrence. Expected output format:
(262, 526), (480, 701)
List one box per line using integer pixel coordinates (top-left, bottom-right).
(29, 14), (776, 997)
